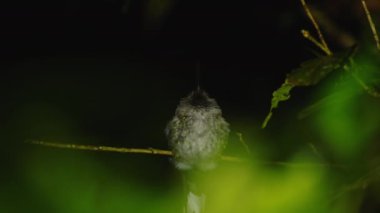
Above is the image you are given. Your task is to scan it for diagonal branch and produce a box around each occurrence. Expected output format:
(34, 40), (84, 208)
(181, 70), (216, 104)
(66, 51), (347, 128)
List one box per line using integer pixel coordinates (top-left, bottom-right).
(300, 0), (332, 55)
(362, 0), (380, 50)
(236, 132), (251, 154)
(301, 29), (329, 54)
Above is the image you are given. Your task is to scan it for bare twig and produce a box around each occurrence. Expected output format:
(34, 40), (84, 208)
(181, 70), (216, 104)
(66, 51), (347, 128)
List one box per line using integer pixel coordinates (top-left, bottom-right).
(27, 140), (346, 168)
(236, 132), (251, 154)
(27, 140), (244, 163)
(331, 166), (380, 203)
(308, 143), (324, 160)
(28, 140), (172, 155)
(310, 8), (356, 48)
(301, 29), (330, 55)
(299, 0), (380, 98)
(351, 71), (380, 98)
(259, 161), (345, 168)
(362, 0), (380, 50)
(300, 0), (332, 55)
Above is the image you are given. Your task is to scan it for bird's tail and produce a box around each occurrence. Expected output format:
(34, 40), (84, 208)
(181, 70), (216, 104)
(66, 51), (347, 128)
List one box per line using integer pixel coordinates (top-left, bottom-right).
(183, 172), (206, 213)
(185, 191), (206, 213)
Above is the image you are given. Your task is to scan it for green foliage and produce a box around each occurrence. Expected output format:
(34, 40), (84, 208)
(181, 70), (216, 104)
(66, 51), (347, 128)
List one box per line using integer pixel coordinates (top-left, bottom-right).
(262, 83), (293, 128)
(262, 50), (354, 128)
(202, 155), (329, 213)
(286, 54), (346, 86)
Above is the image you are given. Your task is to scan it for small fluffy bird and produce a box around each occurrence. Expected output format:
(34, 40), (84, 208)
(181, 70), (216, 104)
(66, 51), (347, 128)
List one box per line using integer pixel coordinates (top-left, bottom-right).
(166, 88), (230, 213)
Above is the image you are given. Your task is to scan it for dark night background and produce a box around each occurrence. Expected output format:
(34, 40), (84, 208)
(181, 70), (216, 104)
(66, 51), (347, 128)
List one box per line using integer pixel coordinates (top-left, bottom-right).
(1, 0), (379, 212)
(0, 0), (327, 143)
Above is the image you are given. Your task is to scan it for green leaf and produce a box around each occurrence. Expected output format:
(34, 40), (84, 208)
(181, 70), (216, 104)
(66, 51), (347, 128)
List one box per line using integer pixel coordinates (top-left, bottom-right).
(262, 83), (293, 128)
(262, 48), (356, 128)
(286, 55), (343, 86)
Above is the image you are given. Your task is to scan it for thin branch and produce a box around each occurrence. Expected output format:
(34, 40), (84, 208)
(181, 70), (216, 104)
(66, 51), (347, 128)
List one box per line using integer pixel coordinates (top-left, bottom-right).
(259, 161), (345, 168)
(308, 143), (324, 160)
(343, 56), (380, 98)
(28, 140), (173, 155)
(221, 156), (244, 163)
(236, 132), (251, 154)
(330, 166), (380, 203)
(338, 3), (380, 99)
(351, 71), (380, 98)
(27, 140), (346, 168)
(301, 29), (330, 55)
(27, 140), (244, 163)
(300, 0), (332, 55)
(362, 0), (380, 50)
(309, 8), (356, 48)
(299, 1), (380, 98)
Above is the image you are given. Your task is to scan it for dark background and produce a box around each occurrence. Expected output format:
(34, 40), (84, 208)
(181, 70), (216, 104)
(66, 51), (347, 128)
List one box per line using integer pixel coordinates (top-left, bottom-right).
(0, 0), (377, 212)
(0, 0), (313, 155)
(0, 0), (328, 141)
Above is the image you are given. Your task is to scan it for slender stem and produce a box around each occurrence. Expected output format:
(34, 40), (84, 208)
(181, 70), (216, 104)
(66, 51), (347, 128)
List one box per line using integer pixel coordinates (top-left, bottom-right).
(28, 140), (173, 155)
(27, 140), (244, 162)
(362, 0), (380, 50)
(351, 72), (380, 98)
(236, 132), (251, 154)
(27, 140), (346, 167)
(300, 0), (332, 55)
(301, 29), (330, 55)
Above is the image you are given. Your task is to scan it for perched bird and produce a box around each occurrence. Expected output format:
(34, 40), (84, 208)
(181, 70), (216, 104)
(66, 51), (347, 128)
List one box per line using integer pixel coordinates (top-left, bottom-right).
(166, 88), (230, 213)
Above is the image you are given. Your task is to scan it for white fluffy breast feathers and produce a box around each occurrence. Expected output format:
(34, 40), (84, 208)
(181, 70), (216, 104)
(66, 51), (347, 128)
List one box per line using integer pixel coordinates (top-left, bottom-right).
(166, 89), (230, 171)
